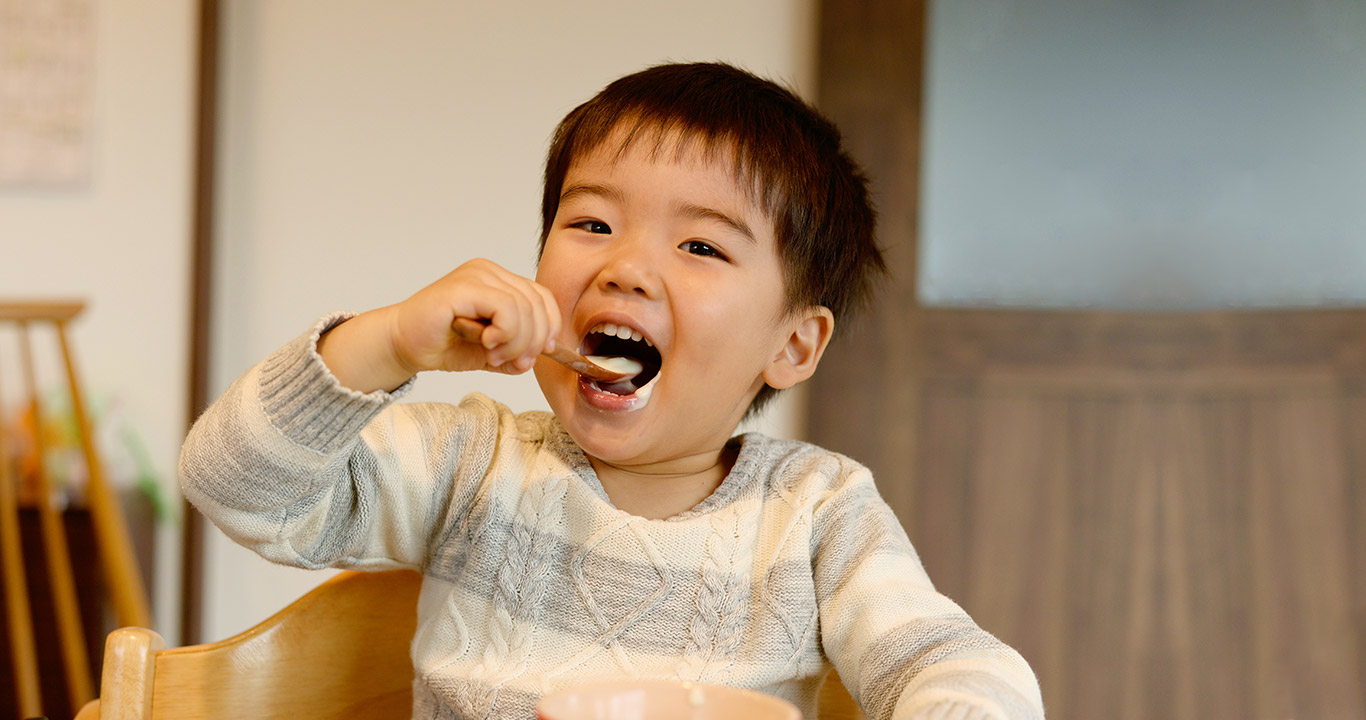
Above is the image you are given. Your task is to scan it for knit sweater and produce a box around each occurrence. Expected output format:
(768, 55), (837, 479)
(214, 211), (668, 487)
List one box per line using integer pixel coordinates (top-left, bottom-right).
(179, 316), (1044, 720)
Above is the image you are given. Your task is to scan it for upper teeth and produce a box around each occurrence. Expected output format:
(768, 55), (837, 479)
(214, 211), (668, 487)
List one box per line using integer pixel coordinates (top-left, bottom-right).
(590, 322), (652, 347)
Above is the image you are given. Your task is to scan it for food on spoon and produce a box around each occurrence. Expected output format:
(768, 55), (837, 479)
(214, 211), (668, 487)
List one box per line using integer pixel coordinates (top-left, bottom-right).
(585, 355), (643, 378)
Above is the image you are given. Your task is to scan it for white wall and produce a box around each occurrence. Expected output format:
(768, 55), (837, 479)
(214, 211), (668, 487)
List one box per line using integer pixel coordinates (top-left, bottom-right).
(0, 0), (196, 639)
(207, 0), (817, 641)
(921, 0), (1366, 309)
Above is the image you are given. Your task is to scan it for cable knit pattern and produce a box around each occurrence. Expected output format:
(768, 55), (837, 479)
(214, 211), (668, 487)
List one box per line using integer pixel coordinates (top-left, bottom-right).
(179, 318), (1046, 720)
(464, 471), (568, 716)
(677, 508), (753, 681)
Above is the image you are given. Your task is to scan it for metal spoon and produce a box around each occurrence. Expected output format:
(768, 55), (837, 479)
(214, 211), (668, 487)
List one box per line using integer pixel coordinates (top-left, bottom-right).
(451, 317), (638, 383)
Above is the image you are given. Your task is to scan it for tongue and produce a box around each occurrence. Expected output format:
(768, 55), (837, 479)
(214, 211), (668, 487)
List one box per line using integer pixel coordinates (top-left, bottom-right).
(598, 379), (638, 396)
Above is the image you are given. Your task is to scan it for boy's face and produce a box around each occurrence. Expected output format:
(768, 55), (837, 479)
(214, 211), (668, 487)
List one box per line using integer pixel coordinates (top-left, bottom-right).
(533, 132), (815, 471)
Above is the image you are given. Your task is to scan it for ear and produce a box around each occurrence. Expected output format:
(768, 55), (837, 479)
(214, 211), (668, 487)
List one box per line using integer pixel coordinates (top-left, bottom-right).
(763, 306), (835, 390)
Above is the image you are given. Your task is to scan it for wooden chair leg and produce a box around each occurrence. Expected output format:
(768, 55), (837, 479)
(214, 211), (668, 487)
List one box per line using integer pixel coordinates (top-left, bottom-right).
(21, 321), (95, 708)
(56, 322), (152, 629)
(0, 363), (44, 719)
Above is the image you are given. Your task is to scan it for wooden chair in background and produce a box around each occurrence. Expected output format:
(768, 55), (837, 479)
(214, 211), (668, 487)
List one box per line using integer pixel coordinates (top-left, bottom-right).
(77, 568), (863, 720)
(1, 301), (152, 719)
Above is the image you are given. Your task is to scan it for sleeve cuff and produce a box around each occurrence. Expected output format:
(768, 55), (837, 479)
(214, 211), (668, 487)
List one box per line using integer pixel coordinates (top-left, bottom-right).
(257, 312), (415, 455)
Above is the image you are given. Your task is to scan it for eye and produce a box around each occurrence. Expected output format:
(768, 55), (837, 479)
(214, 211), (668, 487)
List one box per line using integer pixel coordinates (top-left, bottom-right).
(573, 220), (612, 234)
(679, 240), (727, 260)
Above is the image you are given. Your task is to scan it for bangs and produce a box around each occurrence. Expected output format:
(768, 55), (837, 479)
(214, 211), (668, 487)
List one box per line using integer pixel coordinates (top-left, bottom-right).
(579, 114), (801, 223)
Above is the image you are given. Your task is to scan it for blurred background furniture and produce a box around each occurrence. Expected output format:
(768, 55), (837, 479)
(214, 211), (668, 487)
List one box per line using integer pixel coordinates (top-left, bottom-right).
(1, 301), (154, 720)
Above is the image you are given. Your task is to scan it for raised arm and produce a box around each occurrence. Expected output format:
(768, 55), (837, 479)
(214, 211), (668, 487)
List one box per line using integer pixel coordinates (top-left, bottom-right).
(179, 315), (507, 569)
(179, 259), (561, 568)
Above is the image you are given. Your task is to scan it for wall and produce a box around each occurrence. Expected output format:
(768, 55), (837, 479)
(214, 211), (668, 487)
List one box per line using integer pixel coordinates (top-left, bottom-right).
(920, 0), (1366, 309)
(0, 0), (196, 639)
(207, 0), (817, 641)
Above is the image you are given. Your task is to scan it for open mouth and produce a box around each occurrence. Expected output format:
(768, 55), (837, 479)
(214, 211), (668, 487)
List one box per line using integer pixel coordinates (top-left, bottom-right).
(581, 322), (661, 396)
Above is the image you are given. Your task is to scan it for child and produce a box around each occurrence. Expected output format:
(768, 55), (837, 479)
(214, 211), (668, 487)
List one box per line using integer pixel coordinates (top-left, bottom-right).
(180, 62), (1044, 719)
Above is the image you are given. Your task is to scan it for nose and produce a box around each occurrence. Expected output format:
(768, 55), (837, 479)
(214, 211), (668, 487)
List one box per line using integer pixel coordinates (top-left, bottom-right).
(595, 236), (659, 298)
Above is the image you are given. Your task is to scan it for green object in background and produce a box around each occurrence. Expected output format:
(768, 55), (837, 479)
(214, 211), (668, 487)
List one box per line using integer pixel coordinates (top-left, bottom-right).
(120, 423), (173, 523)
(28, 387), (174, 523)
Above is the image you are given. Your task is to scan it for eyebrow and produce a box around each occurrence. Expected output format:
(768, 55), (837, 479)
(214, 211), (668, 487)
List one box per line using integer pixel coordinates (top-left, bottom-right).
(675, 201), (757, 245)
(559, 183), (626, 206)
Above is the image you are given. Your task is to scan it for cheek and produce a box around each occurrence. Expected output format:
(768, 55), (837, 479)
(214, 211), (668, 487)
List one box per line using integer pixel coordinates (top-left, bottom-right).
(534, 249), (583, 315)
(705, 289), (790, 360)
(707, 280), (786, 328)
(683, 297), (776, 364)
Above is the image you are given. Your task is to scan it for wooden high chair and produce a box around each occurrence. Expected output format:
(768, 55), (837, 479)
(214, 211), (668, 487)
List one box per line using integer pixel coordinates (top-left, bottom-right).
(76, 568), (864, 720)
(1, 300), (152, 719)
(75, 569), (422, 720)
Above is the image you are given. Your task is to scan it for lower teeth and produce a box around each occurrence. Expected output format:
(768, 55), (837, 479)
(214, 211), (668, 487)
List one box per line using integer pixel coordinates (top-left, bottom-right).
(599, 380), (636, 396)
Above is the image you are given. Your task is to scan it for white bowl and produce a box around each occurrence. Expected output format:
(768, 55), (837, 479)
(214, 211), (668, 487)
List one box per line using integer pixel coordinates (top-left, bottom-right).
(536, 679), (803, 720)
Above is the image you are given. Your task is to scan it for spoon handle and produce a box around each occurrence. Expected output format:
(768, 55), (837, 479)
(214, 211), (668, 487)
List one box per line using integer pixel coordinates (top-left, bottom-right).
(450, 317), (633, 382)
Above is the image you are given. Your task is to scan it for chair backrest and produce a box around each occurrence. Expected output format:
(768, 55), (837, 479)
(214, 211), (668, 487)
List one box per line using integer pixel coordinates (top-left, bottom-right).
(76, 569), (421, 720)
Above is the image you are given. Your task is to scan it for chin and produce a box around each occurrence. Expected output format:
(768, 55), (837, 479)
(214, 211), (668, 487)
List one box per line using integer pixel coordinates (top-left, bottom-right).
(537, 369), (630, 448)
(560, 405), (656, 461)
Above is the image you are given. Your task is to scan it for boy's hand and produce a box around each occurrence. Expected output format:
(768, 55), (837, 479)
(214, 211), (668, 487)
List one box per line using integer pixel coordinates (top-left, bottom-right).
(318, 259), (561, 393)
(391, 259), (562, 374)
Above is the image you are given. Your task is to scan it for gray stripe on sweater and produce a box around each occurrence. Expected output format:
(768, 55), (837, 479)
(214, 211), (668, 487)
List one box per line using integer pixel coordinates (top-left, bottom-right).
(428, 528), (818, 660)
(182, 375), (321, 512)
(857, 617), (1026, 720)
(286, 450), (380, 564)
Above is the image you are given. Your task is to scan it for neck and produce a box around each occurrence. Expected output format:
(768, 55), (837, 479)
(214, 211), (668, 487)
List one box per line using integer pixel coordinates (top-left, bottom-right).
(588, 445), (738, 520)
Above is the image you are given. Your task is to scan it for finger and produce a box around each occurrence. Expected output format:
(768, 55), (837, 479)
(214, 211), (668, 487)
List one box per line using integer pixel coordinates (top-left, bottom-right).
(487, 356), (534, 376)
(479, 276), (538, 366)
(503, 275), (555, 364)
(516, 278), (551, 364)
(446, 259), (521, 333)
(532, 282), (562, 353)
(446, 260), (551, 371)
(504, 281), (542, 365)
(449, 316), (488, 345)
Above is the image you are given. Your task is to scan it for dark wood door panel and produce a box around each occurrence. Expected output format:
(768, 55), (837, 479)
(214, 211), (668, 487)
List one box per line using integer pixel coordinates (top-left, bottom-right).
(813, 309), (1366, 717)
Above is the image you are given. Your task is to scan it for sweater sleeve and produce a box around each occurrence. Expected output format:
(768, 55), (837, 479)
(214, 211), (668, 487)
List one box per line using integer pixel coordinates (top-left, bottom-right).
(812, 465), (1045, 720)
(178, 314), (498, 570)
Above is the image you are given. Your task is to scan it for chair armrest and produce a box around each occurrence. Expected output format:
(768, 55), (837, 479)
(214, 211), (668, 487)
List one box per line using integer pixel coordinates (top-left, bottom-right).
(97, 627), (166, 720)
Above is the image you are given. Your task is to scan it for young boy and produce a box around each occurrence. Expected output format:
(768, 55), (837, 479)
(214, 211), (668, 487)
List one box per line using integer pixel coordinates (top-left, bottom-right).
(180, 63), (1044, 719)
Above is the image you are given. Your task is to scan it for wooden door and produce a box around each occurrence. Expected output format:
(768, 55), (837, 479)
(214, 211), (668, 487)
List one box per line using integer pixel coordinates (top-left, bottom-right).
(811, 2), (1366, 717)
